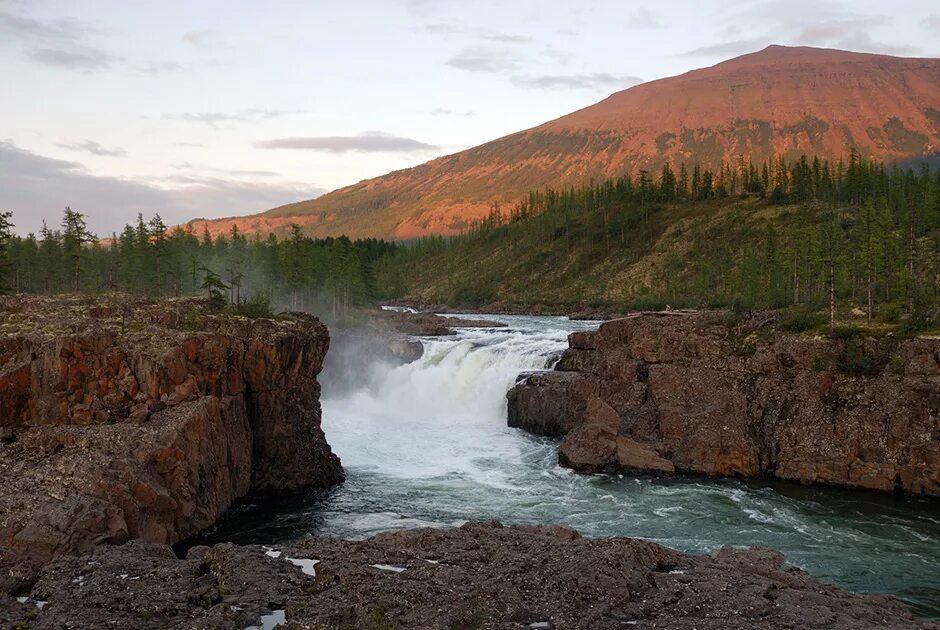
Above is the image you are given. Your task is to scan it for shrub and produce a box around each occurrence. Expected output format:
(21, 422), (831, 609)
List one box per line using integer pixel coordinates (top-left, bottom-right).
(230, 294), (274, 318)
(830, 324), (862, 340)
(780, 309), (827, 333)
(836, 340), (884, 377)
(901, 302), (936, 336)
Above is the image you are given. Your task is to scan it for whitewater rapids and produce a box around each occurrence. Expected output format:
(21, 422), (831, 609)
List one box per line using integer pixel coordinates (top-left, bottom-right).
(204, 314), (940, 616)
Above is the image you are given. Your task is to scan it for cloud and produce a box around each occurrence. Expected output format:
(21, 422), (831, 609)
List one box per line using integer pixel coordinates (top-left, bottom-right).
(57, 140), (127, 157)
(28, 45), (117, 71)
(0, 9), (77, 42)
(0, 6), (122, 73)
(0, 141), (324, 236)
(480, 32), (532, 44)
(170, 162), (280, 178)
(168, 109), (292, 127)
(793, 21), (919, 55)
(255, 132), (440, 154)
(512, 73), (644, 91)
(136, 61), (184, 76)
(430, 108), (475, 117)
(445, 46), (518, 73)
(678, 39), (769, 57)
(926, 16), (940, 32)
(424, 22), (461, 34)
(629, 8), (663, 29)
(182, 30), (213, 48)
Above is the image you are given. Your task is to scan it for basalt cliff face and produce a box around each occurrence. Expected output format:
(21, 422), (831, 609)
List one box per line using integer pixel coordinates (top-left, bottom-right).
(508, 312), (940, 496)
(0, 296), (343, 582)
(188, 45), (940, 241)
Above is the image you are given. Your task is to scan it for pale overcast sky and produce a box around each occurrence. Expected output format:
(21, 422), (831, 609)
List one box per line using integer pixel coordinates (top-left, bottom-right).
(2, 0), (939, 235)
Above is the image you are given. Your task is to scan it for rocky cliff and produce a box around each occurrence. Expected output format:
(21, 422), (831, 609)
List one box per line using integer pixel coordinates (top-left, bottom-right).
(508, 312), (940, 496)
(0, 295), (343, 579)
(1, 522), (933, 629)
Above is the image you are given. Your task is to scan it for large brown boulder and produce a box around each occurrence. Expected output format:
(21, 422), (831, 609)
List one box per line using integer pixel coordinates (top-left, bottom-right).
(508, 311), (940, 496)
(0, 295), (344, 569)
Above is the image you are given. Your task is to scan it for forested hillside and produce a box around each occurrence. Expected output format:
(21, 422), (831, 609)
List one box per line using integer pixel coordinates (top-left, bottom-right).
(377, 152), (940, 332)
(1, 152), (938, 332)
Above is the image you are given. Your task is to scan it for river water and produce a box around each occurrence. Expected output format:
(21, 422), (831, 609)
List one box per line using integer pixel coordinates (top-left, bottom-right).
(200, 313), (940, 617)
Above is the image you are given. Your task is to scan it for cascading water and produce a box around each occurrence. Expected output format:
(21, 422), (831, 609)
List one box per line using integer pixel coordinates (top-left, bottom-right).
(200, 314), (940, 617)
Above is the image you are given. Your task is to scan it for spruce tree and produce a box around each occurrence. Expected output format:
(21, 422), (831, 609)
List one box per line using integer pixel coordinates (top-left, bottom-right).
(0, 211), (14, 293)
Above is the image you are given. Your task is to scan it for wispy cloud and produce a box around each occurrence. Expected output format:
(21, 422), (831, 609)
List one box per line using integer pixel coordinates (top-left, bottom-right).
(794, 19), (919, 55)
(0, 6), (121, 73)
(182, 29), (214, 48)
(430, 108), (475, 117)
(926, 16), (940, 32)
(629, 8), (663, 29)
(57, 140), (127, 157)
(679, 39), (769, 57)
(255, 132), (440, 154)
(170, 161), (279, 178)
(168, 109), (294, 127)
(480, 31), (532, 44)
(29, 45), (118, 71)
(424, 22), (461, 34)
(0, 9), (76, 41)
(512, 73), (644, 91)
(135, 61), (184, 76)
(0, 141), (324, 235)
(446, 46), (518, 73)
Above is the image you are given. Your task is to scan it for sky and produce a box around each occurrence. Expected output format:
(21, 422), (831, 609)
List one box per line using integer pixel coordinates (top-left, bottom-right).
(2, 0), (940, 236)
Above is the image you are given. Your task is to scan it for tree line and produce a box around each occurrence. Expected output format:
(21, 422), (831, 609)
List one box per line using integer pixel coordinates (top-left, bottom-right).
(1, 151), (938, 330)
(0, 210), (396, 320)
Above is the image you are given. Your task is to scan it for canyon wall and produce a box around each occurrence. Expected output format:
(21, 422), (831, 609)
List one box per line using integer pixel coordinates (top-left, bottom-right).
(0, 296), (343, 576)
(508, 312), (939, 496)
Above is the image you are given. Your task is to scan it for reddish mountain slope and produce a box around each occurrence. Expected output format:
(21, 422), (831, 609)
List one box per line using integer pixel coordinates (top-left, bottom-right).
(190, 45), (940, 240)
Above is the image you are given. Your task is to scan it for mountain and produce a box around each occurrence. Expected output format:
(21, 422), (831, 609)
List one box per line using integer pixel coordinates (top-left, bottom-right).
(189, 45), (940, 240)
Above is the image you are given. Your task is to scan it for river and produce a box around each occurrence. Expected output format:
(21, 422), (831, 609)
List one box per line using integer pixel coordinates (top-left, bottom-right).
(198, 313), (940, 617)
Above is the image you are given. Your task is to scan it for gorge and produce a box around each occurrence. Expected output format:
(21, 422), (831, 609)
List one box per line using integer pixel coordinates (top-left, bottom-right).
(1, 301), (938, 628)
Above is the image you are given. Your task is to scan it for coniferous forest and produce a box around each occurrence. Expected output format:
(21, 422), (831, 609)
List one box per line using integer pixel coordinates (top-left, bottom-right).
(0, 209), (396, 321)
(1, 152), (938, 331)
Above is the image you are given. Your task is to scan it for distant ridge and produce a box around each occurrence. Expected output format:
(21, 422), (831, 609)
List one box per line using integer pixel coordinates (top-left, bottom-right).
(188, 45), (940, 240)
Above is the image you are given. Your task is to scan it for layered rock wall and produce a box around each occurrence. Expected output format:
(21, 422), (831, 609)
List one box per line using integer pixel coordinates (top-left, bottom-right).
(508, 312), (940, 496)
(0, 296), (343, 570)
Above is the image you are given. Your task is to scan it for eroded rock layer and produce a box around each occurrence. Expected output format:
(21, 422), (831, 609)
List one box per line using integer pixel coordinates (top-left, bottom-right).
(508, 312), (940, 495)
(1, 522), (933, 629)
(0, 295), (343, 574)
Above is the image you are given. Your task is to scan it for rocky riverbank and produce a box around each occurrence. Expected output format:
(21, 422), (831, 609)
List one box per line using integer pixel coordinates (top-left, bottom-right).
(508, 311), (940, 496)
(2, 521), (933, 629)
(0, 295), (343, 583)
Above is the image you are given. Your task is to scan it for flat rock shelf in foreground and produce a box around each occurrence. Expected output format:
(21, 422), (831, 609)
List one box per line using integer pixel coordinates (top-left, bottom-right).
(1, 522), (935, 629)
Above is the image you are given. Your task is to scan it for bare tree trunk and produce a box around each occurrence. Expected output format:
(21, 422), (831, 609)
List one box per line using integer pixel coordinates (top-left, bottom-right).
(829, 259), (836, 331)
